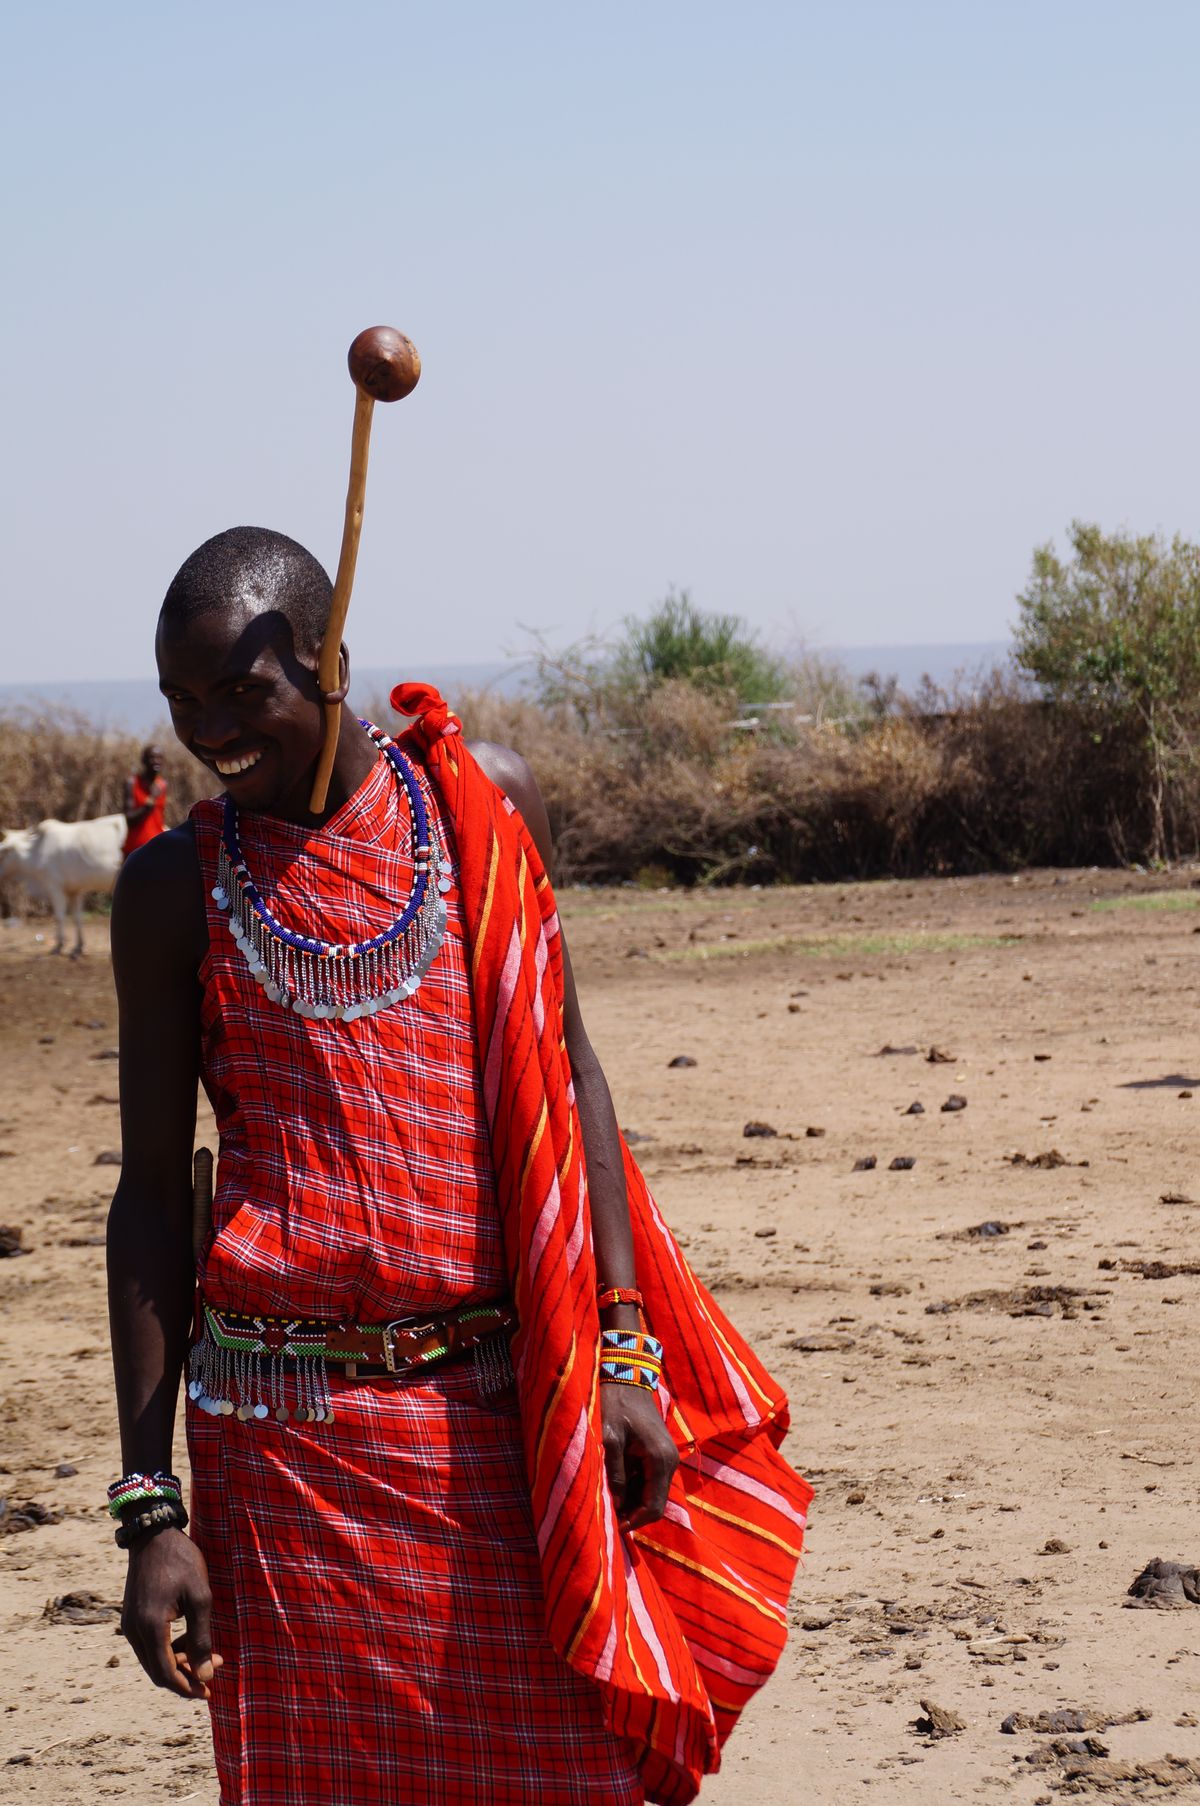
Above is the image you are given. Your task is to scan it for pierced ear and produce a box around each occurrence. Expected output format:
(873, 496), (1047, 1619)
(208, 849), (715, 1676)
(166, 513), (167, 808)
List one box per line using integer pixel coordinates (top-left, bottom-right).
(318, 643), (351, 706)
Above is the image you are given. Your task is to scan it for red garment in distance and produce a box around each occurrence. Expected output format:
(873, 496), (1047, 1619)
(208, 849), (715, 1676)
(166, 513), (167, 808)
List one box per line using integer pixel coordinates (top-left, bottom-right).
(123, 773), (166, 855)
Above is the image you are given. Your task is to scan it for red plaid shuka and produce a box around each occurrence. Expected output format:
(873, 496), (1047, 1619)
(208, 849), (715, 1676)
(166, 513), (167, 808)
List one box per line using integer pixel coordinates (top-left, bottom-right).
(189, 755), (641, 1805)
(393, 683), (812, 1803)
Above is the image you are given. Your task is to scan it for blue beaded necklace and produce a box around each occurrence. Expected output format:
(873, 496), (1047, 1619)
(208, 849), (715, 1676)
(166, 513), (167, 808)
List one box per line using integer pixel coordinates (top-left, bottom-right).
(212, 721), (453, 1021)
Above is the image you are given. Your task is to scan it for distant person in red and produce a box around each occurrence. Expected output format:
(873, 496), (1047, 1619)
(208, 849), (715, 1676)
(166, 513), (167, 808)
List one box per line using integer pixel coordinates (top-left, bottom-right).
(123, 745), (167, 857)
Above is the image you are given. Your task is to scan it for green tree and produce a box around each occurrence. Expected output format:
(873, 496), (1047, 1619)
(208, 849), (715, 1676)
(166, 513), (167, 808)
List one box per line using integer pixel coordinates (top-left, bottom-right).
(612, 590), (789, 702)
(1015, 521), (1200, 860)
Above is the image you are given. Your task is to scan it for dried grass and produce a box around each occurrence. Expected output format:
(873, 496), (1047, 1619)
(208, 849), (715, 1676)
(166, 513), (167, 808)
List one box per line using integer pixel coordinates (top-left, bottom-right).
(4, 670), (1199, 887)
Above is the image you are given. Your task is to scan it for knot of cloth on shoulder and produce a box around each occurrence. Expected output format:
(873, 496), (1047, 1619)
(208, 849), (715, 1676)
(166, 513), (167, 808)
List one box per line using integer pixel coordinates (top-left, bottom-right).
(389, 681), (462, 747)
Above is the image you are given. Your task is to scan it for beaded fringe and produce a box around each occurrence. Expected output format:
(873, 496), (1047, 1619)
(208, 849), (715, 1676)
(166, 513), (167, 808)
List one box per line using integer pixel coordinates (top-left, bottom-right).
(188, 1329), (334, 1424)
(214, 838), (450, 1021)
(188, 1325), (514, 1427)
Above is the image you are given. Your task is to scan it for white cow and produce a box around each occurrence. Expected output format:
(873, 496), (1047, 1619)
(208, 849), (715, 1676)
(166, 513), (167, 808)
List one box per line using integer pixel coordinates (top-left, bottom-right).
(0, 814), (125, 956)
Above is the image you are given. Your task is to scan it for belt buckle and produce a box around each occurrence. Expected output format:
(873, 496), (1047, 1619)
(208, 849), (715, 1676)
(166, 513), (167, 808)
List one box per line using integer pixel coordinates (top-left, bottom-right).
(381, 1318), (437, 1375)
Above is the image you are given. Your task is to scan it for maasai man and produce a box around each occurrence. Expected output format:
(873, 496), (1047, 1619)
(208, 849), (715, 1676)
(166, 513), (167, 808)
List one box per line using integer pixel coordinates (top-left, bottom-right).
(122, 743), (167, 857)
(107, 526), (809, 1806)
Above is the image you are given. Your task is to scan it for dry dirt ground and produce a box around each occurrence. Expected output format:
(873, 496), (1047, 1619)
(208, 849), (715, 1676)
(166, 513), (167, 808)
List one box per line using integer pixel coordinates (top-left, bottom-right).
(7, 867), (1200, 1802)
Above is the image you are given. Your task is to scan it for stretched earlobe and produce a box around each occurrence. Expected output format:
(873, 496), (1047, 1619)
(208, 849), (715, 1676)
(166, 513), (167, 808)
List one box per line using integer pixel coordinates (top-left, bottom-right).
(319, 644), (351, 707)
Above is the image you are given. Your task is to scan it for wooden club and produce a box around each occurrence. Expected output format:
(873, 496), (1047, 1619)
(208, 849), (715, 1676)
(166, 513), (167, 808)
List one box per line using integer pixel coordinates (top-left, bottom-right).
(308, 325), (422, 814)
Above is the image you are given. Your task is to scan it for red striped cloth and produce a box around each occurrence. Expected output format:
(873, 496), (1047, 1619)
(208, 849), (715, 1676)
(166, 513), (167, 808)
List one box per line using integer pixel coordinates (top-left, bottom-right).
(395, 682), (813, 1804)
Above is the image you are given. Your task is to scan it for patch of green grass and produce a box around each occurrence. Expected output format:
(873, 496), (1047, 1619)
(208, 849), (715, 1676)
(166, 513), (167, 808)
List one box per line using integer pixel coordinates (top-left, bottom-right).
(1089, 890), (1200, 913)
(657, 931), (1020, 963)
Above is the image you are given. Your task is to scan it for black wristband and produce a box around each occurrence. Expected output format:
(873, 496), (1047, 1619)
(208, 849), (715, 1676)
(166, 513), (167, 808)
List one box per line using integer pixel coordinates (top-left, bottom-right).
(114, 1500), (189, 1549)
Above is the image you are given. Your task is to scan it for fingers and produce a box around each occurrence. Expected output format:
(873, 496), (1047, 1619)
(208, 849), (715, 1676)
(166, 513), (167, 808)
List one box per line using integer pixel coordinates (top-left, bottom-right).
(132, 1610), (199, 1698)
(624, 1435), (678, 1530)
(121, 1541), (219, 1701)
(184, 1589), (216, 1689)
(617, 1412), (679, 1530)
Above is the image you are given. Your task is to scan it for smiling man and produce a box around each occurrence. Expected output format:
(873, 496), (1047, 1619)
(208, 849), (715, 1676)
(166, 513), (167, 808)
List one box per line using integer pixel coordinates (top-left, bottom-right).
(106, 526), (808, 1806)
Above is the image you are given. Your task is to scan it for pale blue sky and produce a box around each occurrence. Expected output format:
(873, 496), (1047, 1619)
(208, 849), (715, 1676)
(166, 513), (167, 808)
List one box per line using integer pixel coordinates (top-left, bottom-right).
(2, 1), (1198, 682)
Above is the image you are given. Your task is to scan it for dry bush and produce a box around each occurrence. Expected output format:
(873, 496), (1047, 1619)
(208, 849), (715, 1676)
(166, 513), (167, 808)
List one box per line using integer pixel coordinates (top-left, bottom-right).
(0, 707), (213, 830)
(7, 670), (1199, 888)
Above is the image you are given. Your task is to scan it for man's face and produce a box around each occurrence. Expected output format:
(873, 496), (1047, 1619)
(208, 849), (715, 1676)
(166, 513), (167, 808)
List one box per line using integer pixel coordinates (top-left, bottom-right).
(156, 604), (326, 817)
(142, 745), (164, 777)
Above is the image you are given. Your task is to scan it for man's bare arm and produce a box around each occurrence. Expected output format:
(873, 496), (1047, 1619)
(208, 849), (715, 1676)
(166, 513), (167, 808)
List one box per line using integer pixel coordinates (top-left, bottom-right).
(107, 824), (218, 1698)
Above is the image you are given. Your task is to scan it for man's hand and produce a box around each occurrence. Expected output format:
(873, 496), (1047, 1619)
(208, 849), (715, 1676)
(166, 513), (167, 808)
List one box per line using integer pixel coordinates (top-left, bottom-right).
(121, 1530), (222, 1700)
(600, 1384), (680, 1531)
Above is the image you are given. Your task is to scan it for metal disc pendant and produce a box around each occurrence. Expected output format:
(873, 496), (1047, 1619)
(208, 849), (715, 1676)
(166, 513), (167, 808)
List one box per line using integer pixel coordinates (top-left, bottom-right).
(253, 1403), (269, 1420)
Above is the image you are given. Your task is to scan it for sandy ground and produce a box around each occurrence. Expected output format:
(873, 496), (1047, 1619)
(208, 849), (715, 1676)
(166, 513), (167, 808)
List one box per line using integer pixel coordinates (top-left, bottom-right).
(7, 867), (1200, 1801)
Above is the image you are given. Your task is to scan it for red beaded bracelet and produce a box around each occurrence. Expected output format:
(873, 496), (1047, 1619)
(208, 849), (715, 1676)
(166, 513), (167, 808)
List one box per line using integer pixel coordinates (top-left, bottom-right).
(596, 1286), (644, 1312)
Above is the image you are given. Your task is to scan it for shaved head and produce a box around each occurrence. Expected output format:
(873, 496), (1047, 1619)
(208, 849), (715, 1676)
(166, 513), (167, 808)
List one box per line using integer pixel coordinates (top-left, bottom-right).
(158, 527), (332, 658)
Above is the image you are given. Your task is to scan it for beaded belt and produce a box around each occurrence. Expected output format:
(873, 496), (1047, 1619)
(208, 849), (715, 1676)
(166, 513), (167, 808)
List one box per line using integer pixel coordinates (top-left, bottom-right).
(188, 1299), (515, 1425)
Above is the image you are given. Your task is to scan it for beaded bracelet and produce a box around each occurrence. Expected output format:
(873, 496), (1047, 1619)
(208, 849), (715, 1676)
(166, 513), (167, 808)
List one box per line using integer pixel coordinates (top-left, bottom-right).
(596, 1286), (644, 1312)
(106, 1471), (184, 1521)
(114, 1499), (189, 1550)
(599, 1328), (664, 1393)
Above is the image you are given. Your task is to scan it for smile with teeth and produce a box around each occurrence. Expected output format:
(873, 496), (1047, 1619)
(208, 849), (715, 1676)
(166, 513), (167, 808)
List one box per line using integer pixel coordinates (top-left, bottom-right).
(214, 750), (263, 777)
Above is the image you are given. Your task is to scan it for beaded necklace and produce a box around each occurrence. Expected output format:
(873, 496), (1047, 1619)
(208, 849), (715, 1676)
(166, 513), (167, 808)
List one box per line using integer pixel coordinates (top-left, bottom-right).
(212, 721), (452, 1021)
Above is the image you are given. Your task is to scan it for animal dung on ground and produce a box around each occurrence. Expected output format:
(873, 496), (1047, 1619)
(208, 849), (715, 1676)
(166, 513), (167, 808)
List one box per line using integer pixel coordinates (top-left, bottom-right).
(743, 1120), (778, 1138)
(788, 1334), (856, 1354)
(93, 1150), (121, 1166)
(1033, 1052), (1053, 1061)
(1040, 1538), (1071, 1555)
(964, 1220), (1010, 1239)
(42, 1590), (121, 1625)
(877, 1043), (919, 1056)
(667, 1054), (697, 1068)
(941, 1094), (968, 1112)
(1007, 1149), (1086, 1169)
(913, 1700), (965, 1738)
(926, 1046), (955, 1064)
(0, 1225), (27, 1258)
(852, 1156), (878, 1172)
(926, 1284), (1089, 1318)
(0, 1499), (62, 1535)
(903, 1101), (925, 1115)
(805, 1125), (826, 1137)
(1160, 1192), (1195, 1205)
(1125, 1558), (1200, 1608)
(1001, 1707), (1149, 1734)
(1120, 1258), (1200, 1279)
(889, 1156), (917, 1171)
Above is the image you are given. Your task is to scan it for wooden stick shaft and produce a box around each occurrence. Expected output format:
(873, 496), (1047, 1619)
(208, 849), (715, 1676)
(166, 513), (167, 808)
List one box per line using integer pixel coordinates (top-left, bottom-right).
(191, 1146), (214, 1266)
(309, 386), (376, 813)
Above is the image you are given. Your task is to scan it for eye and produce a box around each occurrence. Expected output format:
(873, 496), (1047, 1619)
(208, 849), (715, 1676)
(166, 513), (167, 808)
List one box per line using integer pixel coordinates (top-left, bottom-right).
(230, 683), (259, 697)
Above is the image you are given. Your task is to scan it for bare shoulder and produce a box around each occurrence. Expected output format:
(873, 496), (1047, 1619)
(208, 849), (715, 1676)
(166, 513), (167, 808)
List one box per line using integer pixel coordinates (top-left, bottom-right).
(113, 822), (206, 975)
(466, 739), (536, 798)
(465, 739), (552, 870)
